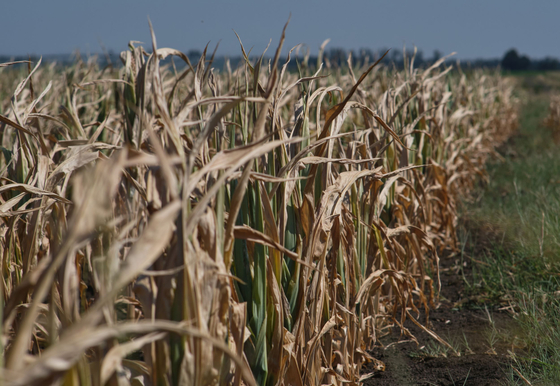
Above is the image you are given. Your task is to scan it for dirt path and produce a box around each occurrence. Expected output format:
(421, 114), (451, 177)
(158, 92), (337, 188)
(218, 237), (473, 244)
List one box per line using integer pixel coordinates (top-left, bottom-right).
(363, 250), (516, 385)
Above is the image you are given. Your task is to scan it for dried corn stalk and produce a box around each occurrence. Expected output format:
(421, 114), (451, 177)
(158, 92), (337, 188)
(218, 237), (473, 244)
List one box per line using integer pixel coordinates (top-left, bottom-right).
(0, 25), (517, 386)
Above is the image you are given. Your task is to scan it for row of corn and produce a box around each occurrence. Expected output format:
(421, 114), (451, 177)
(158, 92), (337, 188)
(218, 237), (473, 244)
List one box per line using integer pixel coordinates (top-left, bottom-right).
(0, 27), (517, 386)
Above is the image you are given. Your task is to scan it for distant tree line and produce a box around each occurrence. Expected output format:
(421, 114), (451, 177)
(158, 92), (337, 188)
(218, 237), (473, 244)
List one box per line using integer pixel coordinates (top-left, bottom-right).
(1, 47), (558, 72)
(319, 47), (560, 71)
(320, 47), (443, 69)
(500, 49), (559, 71)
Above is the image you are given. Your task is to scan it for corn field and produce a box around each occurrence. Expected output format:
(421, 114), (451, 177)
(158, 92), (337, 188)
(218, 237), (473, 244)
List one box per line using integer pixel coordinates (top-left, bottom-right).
(0, 25), (517, 386)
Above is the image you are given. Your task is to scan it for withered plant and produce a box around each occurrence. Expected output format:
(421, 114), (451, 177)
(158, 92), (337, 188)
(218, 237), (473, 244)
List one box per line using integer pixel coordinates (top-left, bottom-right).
(0, 24), (517, 385)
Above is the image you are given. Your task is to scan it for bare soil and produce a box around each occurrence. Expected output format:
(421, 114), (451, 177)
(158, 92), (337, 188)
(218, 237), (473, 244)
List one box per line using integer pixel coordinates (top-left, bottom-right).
(362, 250), (516, 386)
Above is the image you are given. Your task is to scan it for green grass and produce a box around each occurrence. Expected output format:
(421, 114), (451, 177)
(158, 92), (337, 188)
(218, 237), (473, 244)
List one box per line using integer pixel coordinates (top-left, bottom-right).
(460, 75), (560, 385)
(508, 71), (560, 95)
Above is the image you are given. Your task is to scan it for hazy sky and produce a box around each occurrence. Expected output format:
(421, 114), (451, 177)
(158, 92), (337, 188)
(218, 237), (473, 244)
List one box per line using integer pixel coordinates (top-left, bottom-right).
(2, 1), (559, 60)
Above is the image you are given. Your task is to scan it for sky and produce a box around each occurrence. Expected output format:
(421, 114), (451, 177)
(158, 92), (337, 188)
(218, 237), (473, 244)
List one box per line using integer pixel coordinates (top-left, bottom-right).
(2, 1), (559, 60)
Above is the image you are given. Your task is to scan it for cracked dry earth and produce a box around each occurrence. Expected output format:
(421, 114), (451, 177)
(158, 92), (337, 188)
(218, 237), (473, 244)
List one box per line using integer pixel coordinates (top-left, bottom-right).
(362, 251), (517, 386)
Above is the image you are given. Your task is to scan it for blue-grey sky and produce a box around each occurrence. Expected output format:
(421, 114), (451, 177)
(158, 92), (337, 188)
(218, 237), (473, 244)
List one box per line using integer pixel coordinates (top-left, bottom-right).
(2, 1), (559, 60)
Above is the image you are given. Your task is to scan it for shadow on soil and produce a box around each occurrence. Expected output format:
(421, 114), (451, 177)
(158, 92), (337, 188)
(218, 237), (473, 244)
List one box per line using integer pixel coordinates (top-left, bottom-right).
(362, 244), (516, 386)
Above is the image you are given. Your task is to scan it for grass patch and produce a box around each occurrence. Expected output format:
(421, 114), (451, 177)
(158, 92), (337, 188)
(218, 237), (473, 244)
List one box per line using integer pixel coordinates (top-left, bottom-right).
(460, 74), (560, 385)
